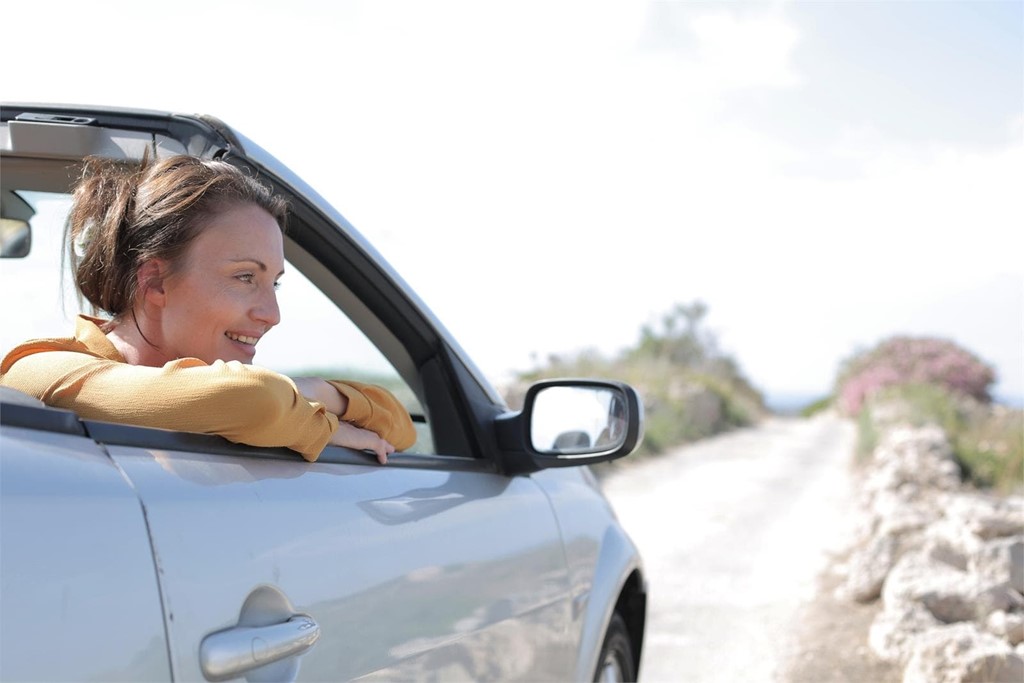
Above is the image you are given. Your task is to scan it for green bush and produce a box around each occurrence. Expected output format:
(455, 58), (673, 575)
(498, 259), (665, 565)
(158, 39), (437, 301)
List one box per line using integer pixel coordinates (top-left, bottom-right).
(830, 336), (1018, 493)
(508, 301), (765, 457)
(955, 404), (1023, 493)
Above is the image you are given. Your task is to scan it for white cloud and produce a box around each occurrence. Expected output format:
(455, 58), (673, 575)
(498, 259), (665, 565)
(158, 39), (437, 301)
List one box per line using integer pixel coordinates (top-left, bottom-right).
(686, 10), (802, 90)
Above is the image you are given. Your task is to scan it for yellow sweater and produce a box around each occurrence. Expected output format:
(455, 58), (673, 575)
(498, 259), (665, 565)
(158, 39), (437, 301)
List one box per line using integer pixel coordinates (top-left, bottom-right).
(0, 316), (416, 461)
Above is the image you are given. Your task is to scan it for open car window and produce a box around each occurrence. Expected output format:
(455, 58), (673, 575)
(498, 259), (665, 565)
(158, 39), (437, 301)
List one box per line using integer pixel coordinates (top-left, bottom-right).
(0, 191), (79, 343)
(0, 188), (435, 456)
(256, 250), (432, 454)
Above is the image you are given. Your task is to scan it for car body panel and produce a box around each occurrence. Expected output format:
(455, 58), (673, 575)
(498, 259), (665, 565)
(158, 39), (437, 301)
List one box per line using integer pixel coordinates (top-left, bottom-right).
(531, 467), (647, 680)
(0, 425), (171, 682)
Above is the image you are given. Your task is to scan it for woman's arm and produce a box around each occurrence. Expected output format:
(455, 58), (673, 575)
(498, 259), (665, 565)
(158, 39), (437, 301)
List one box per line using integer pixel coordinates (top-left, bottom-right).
(291, 377), (348, 415)
(290, 376), (416, 464)
(3, 348), (414, 463)
(2, 351), (337, 461)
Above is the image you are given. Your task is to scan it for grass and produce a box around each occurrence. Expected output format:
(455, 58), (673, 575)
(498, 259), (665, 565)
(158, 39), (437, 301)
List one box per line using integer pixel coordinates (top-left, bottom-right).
(855, 405), (880, 464)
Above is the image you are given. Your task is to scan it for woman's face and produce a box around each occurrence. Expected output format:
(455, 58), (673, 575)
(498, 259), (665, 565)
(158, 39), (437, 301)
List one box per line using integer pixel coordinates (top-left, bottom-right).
(156, 202), (285, 365)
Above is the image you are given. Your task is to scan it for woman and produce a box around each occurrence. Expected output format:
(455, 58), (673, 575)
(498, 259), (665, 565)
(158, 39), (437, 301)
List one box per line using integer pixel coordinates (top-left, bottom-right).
(0, 154), (415, 463)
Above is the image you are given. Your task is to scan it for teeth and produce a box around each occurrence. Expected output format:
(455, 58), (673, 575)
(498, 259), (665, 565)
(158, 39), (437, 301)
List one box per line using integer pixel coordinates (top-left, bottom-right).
(226, 332), (259, 345)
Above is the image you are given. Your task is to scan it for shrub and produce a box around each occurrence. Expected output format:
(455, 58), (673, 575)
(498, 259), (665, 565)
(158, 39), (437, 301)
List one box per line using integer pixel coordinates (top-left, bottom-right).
(835, 338), (1018, 492)
(508, 301), (765, 457)
(954, 402), (1023, 494)
(836, 336), (995, 416)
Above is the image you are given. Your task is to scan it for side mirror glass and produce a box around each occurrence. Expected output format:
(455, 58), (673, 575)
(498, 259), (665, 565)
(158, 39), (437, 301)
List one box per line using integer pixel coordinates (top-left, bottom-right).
(531, 385), (629, 455)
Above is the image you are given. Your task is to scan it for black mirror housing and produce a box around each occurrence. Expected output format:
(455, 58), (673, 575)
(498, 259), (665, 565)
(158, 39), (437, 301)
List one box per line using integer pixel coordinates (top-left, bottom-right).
(495, 379), (644, 475)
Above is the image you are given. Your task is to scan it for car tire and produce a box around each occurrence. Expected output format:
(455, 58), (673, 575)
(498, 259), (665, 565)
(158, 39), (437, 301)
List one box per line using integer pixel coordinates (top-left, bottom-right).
(593, 612), (636, 682)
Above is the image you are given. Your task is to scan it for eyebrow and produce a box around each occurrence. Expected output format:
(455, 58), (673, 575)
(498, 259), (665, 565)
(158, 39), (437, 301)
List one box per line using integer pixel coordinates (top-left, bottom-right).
(229, 258), (286, 278)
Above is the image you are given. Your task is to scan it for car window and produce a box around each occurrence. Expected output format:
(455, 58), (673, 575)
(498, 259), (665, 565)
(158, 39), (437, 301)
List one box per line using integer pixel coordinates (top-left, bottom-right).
(0, 190), (434, 454)
(0, 191), (79, 345)
(256, 259), (432, 453)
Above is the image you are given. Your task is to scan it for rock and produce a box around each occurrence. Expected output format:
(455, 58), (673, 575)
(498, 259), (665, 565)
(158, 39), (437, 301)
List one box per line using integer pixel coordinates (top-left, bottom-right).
(869, 603), (941, 663)
(882, 553), (966, 610)
(1017, 545), (1024, 595)
(841, 421), (1024, 681)
(922, 533), (970, 572)
(883, 551), (1014, 623)
(868, 426), (961, 492)
(840, 532), (899, 603)
(948, 496), (1024, 541)
(868, 428), (962, 491)
(876, 501), (939, 539)
(961, 651), (1024, 682)
(970, 537), (1024, 594)
(902, 622), (1021, 683)
(925, 517), (986, 563)
(986, 611), (1024, 647)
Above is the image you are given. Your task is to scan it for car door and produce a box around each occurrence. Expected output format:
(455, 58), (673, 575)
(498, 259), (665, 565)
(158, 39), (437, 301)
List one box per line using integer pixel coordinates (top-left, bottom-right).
(0, 394), (171, 682)
(100, 438), (574, 681)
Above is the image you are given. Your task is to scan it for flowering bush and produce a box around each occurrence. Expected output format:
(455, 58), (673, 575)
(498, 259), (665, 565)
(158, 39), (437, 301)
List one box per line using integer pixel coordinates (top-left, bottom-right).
(836, 336), (995, 415)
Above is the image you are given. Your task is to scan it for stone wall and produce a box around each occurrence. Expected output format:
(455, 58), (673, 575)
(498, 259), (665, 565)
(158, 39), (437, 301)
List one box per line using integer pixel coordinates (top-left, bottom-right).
(838, 423), (1024, 682)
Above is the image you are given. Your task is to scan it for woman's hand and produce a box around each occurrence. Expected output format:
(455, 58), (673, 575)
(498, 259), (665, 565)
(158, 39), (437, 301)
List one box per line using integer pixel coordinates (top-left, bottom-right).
(292, 376), (394, 464)
(330, 421), (396, 464)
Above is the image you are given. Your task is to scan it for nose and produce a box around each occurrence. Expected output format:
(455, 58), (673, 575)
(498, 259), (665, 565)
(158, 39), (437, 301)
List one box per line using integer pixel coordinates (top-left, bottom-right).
(252, 285), (281, 329)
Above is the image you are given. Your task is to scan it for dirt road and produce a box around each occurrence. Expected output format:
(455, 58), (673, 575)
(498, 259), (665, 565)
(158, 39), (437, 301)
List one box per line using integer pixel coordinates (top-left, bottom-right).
(599, 414), (859, 682)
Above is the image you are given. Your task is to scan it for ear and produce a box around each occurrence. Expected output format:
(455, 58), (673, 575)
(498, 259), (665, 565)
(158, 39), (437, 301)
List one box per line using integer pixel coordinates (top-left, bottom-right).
(137, 259), (169, 307)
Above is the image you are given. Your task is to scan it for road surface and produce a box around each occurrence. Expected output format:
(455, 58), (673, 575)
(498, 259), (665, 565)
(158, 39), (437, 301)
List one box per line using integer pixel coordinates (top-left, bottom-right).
(600, 414), (858, 682)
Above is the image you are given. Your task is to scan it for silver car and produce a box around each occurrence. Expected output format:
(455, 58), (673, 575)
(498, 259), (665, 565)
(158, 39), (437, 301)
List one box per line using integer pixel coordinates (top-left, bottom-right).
(0, 104), (647, 682)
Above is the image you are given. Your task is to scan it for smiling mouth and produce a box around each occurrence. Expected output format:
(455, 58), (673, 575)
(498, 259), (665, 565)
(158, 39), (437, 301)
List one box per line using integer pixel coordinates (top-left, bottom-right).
(225, 332), (260, 346)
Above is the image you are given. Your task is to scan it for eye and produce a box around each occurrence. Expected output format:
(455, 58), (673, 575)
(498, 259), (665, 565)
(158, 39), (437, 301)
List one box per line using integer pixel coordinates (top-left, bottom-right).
(236, 273), (255, 284)
(273, 280), (282, 291)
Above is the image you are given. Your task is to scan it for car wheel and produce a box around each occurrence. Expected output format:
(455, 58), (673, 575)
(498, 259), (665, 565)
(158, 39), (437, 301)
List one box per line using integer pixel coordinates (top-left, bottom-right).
(593, 612), (635, 682)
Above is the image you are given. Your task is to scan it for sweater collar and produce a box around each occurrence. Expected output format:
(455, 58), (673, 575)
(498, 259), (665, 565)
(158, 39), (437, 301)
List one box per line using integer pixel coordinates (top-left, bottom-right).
(75, 315), (126, 362)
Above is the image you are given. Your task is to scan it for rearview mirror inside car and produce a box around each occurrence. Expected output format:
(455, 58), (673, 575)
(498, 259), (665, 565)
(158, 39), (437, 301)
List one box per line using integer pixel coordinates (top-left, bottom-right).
(0, 219), (31, 258)
(1, 190), (34, 258)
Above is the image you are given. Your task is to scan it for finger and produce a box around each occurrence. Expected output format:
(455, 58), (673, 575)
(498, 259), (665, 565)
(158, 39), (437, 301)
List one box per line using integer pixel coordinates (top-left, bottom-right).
(374, 439), (390, 464)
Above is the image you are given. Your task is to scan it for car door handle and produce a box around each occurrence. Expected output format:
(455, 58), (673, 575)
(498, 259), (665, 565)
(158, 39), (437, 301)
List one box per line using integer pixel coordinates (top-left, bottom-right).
(199, 614), (321, 681)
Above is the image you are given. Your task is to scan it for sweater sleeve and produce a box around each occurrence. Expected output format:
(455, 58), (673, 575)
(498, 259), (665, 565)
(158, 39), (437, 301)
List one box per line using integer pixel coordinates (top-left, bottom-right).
(1, 351), (338, 462)
(326, 380), (417, 451)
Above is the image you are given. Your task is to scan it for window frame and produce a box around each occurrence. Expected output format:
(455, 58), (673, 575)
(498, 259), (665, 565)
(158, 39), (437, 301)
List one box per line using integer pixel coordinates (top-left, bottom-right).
(258, 163), (493, 462)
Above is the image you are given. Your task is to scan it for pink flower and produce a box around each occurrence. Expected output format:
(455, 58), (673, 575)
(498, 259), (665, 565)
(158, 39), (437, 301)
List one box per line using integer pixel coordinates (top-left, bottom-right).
(835, 336), (994, 415)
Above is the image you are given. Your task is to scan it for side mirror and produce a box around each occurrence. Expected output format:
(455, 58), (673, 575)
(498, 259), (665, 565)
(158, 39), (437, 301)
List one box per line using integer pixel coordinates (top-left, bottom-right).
(495, 379), (644, 474)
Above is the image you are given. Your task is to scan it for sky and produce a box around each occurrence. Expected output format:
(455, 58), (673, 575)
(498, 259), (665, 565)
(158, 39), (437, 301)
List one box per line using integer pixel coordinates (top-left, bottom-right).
(4, 0), (1023, 403)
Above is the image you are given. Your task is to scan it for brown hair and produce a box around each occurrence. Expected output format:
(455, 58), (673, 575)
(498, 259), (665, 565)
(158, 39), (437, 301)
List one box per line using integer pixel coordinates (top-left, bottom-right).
(67, 154), (288, 318)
